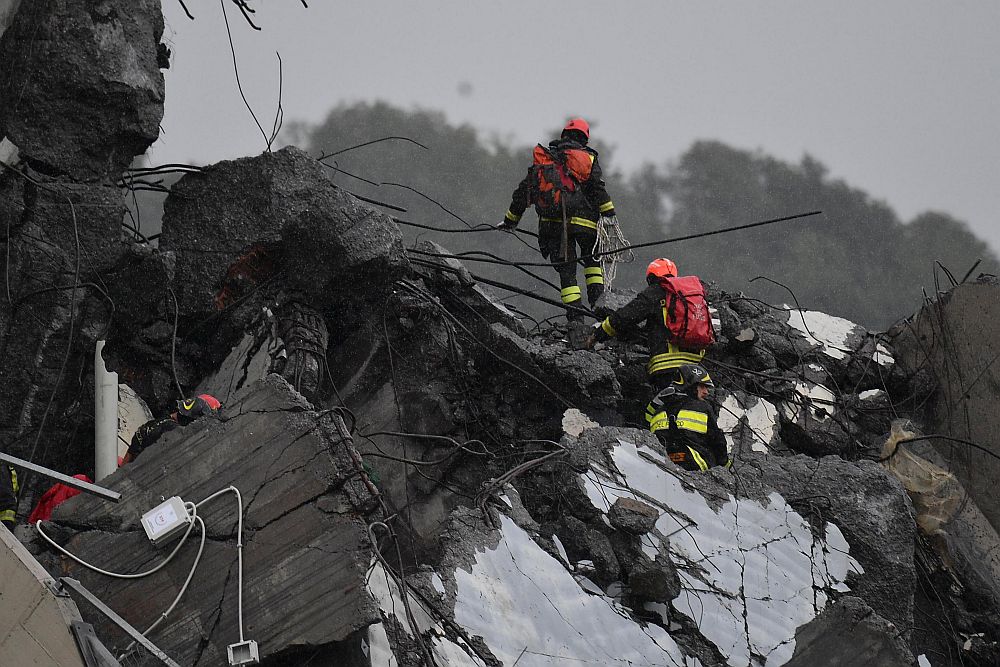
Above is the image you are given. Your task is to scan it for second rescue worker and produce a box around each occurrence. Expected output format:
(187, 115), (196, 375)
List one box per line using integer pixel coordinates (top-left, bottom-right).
(586, 258), (708, 388)
(498, 118), (616, 321)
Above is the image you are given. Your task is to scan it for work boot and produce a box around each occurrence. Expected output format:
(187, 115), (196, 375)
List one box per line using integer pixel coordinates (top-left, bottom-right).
(587, 283), (605, 306)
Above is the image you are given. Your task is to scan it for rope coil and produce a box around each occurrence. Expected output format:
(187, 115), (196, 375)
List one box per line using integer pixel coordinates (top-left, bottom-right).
(595, 215), (635, 289)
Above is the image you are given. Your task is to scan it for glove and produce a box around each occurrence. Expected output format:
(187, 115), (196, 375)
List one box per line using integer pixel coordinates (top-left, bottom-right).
(497, 219), (517, 232)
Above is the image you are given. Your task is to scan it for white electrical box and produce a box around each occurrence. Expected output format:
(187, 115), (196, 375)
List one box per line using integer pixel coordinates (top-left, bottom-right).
(228, 640), (260, 665)
(141, 496), (191, 546)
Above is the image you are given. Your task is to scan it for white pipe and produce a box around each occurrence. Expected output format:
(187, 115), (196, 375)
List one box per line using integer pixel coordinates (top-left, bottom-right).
(94, 341), (119, 480)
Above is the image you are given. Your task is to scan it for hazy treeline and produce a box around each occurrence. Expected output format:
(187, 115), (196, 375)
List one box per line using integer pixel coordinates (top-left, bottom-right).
(138, 101), (996, 330)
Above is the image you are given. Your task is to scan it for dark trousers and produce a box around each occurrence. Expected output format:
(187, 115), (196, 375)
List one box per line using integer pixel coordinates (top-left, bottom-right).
(539, 222), (603, 317)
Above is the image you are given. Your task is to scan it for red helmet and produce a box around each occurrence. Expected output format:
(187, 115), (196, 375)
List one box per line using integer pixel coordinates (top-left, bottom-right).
(563, 118), (590, 141)
(646, 258), (678, 281)
(176, 394), (221, 421)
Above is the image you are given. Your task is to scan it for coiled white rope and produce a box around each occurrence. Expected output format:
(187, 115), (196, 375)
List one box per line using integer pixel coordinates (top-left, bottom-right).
(595, 215), (634, 289)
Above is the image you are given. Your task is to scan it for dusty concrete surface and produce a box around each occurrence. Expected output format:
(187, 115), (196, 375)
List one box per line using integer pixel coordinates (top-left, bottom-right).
(0, 527), (90, 667)
(160, 146), (407, 322)
(785, 596), (914, 667)
(38, 376), (380, 665)
(891, 280), (1000, 532)
(0, 0), (165, 179)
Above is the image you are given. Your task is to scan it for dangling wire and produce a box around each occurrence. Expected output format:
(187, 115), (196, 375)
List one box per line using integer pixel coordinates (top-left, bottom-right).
(595, 215), (634, 289)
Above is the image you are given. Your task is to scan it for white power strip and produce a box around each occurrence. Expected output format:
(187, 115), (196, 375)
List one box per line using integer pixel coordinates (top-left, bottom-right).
(228, 639), (260, 665)
(140, 497), (191, 546)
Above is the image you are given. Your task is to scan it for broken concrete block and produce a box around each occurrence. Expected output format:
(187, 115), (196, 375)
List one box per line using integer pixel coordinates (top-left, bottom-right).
(608, 497), (658, 535)
(627, 554), (681, 606)
(414, 240), (527, 337)
(593, 287), (636, 318)
(784, 596), (914, 667)
(890, 280), (1000, 533)
(0, 0), (165, 178)
(752, 453), (917, 635)
(160, 146), (406, 320)
(555, 516), (621, 585)
(39, 376), (379, 665)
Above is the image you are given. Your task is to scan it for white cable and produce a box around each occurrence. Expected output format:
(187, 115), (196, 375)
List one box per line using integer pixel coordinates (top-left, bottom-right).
(141, 515), (207, 637)
(195, 485), (245, 642)
(118, 514), (209, 660)
(39, 486), (247, 648)
(35, 501), (198, 579)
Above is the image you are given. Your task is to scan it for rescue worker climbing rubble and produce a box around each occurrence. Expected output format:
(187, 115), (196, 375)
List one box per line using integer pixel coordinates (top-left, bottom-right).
(498, 118), (616, 320)
(648, 364), (729, 471)
(123, 393), (221, 464)
(585, 258), (709, 386)
(1, 464), (17, 530)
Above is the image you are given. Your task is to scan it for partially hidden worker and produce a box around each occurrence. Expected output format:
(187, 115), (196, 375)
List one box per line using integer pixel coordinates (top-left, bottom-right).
(648, 364), (729, 471)
(498, 118), (616, 321)
(123, 394), (221, 464)
(1, 464), (17, 531)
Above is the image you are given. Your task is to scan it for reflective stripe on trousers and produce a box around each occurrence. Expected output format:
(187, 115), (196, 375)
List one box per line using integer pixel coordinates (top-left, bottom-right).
(540, 216), (598, 230)
(560, 285), (582, 304)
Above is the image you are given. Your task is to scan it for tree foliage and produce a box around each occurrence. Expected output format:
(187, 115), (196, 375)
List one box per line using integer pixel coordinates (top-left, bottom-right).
(288, 102), (997, 329)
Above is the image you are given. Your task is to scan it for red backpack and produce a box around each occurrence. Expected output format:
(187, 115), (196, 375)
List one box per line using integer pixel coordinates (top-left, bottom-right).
(527, 144), (594, 214)
(659, 276), (715, 348)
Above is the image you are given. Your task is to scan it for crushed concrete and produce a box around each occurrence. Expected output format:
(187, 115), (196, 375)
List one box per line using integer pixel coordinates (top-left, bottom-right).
(2, 3), (999, 665)
(0, 0), (165, 178)
(35, 376), (379, 665)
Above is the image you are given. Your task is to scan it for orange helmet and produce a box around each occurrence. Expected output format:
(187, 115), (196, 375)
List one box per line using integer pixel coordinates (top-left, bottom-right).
(562, 118), (590, 141)
(646, 258), (678, 281)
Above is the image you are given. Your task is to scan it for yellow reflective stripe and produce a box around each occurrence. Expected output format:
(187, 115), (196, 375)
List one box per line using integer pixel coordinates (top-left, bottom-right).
(675, 409), (708, 434)
(0, 509), (14, 523)
(649, 413), (670, 433)
(505, 209), (521, 223)
(560, 286), (582, 304)
(586, 275), (604, 285)
(10, 468), (18, 494)
(588, 154), (596, 163)
(540, 216), (598, 230)
(599, 201), (615, 213)
(601, 317), (616, 337)
(584, 267), (603, 276)
(648, 352), (705, 373)
(687, 447), (709, 471)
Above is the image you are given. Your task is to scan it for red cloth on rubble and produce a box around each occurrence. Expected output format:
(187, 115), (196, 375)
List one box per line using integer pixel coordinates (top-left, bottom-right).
(28, 474), (92, 523)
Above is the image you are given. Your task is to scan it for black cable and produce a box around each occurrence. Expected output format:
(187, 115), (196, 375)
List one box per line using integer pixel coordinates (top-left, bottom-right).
(408, 256), (593, 319)
(317, 136), (428, 161)
(167, 287), (185, 401)
(398, 280), (575, 408)
(411, 210), (822, 268)
(879, 434), (1000, 465)
(220, 0), (267, 143)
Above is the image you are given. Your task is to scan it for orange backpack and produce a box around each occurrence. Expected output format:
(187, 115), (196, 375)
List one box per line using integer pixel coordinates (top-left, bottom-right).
(527, 144), (594, 214)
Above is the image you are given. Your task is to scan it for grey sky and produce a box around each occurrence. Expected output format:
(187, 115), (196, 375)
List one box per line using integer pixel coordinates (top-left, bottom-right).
(155, 1), (1000, 251)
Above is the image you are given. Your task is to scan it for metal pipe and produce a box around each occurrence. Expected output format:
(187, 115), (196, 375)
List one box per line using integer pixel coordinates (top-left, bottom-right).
(0, 452), (121, 503)
(94, 341), (119, 480)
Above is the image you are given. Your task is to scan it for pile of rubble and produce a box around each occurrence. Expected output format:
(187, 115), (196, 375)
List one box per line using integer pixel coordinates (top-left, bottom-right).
(2, 2), (999, 666)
